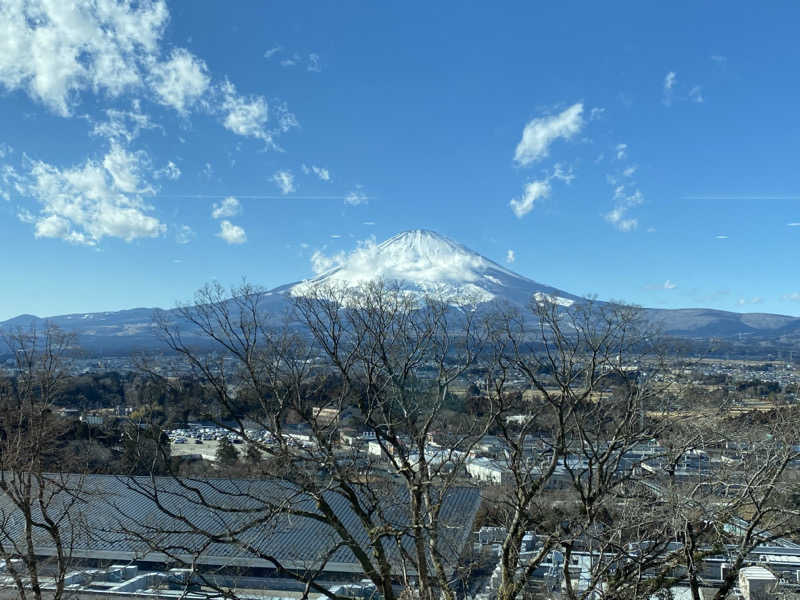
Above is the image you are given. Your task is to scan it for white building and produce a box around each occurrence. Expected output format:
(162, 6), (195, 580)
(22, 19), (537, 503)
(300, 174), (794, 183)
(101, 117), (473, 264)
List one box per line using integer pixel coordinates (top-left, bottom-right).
(738, 566), (777, 600)
(466, 457), (511, 485)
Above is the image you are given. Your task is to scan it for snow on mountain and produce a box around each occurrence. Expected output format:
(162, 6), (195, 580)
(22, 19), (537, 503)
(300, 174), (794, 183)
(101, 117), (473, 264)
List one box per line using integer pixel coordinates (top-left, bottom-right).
(3, 229), (800, 355)
(289, 229), (578, 307)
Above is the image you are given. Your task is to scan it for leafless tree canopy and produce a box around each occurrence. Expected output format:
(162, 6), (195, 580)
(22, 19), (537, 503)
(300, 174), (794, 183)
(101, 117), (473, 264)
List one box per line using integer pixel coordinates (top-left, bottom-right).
(2, 285), (798, 600)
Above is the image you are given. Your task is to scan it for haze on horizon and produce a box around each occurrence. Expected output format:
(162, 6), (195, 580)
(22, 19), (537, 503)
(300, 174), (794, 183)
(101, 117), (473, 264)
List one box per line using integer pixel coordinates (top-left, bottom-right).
(1, 1), (799, 321)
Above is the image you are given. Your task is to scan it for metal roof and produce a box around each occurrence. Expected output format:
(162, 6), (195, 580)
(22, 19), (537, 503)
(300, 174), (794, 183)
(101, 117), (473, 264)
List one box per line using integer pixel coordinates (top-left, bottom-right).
(0, 474), (480, 575)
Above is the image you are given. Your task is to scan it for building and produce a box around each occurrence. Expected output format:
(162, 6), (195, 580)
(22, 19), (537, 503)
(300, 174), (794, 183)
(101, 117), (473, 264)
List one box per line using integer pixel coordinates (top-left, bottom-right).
(0, 474), (480, 589)
(739, 566), (777, 600)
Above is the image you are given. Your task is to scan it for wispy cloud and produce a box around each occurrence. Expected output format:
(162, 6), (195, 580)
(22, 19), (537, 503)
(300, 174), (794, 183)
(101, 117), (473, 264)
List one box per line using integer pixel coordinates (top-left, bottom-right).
(615, 143), (628, 160)
(302, 164), (331, 181)
(509, 164), (573, 219)
(506, 249), (515, 264)
(589, 107), (606, 120)
(344, 186), (368, 206)
(175, 225), (195, 244)
(715, 234), (729, 239)
(211, 196), (241, 219)
(510, 180), (551, 219)
(272, 170), (295, 195)
(154, 161), (181, 180)
(310, 249), (346, 275)
(307, 53), (321, 72)
(663, 71), (677, 106)
(783, 292), (800, 302)
(788, 222), (800, 227)
(605, 165), (644, 232)
(689, 85), (704, 103)
(646, 280), (677, 290)
(264, 46), (281, 59)
(514, 103), (584, 166)
(738, 297), (763, 305)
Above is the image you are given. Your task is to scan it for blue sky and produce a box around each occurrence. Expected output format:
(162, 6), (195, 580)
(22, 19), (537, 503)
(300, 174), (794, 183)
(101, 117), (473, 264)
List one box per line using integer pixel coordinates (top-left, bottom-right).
(1, 1), (799, 320)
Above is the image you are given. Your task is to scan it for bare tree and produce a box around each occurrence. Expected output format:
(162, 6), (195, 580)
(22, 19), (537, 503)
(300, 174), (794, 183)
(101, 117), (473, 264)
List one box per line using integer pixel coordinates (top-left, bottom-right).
(124, 281), (490, 600)
(479, 298), (800, 600)
(127, 283), (800, 600)
(0, 325), (93, 600)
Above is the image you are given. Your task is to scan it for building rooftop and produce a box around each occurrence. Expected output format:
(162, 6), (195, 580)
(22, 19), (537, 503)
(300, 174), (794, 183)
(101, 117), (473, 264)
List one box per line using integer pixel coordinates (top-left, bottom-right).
(0, 474), (480, 576)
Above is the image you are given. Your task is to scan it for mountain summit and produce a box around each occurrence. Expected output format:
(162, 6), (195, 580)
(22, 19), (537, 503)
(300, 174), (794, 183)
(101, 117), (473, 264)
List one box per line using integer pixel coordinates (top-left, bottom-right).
(289, 229), (578, 306)
(2, 229), (799, 354)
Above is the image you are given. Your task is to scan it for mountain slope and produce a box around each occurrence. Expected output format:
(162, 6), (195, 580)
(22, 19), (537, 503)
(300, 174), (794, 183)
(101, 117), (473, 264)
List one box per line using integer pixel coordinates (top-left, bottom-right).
(2, 229), (799, 354)
(286, 229), (579, 307)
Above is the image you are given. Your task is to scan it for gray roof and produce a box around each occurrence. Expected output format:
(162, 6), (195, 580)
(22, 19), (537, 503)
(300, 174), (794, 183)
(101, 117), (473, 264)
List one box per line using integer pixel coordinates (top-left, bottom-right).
(0, 474), (479, 575)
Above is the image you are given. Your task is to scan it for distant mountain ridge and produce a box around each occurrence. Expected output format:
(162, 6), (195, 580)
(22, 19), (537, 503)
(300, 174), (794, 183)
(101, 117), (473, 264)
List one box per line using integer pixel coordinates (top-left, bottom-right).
(3, 229), (800, 354)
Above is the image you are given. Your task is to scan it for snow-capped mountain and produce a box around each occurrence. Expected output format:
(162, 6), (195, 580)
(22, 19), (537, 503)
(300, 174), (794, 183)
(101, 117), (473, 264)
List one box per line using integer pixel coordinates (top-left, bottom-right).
(288, 229), (578, 307)
(2, 228), (800, 355)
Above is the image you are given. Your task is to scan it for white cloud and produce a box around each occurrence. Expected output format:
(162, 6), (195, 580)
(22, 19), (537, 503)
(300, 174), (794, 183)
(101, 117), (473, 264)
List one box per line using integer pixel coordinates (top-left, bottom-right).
(363, 221), (376, 226)
(311, 249), (346, 275)
(175, 224), (195, 244)
(738, 297), (763, 305)
(312, 166), (330, 181)
(264, 46), (282, 59)
(272, 170), (295, 195)
(689, 85), (704, 104)
(589, 107), (605, 120)
(783, 292), (800, 302)
(1, 164), (23, 202)
(154, 161), (181, 180)
(615, 143), (628, 160)
(787, 222), (800, 227)
(20, 147), (165, 245)
(0, 0), (168, 116)
(513, 103), (584, 166)
(506, 249), (515, 264)
(298, 235), (494, 291)
(510, 179), (551, 218)
(663, 71), (677, 106)
(307, 53), (321, 72)
(216, 220), (246, 244)
(102, 142), (152, 194)
(605, 186), (644, 232)
(715, 234), (728, 239)
(645, 279), (677, 291)
(0, 1), (298, 151)
(91, 104), (159, 143)
(551, 163), (575, 183)
(148, 48), (210, 114)
(218, 80), (273, 143)
(302, 164), (331, 181)
(622, 165), (638, 178)
(211, 196), (241, 219)
(281, 54), (300, 68)
(345, 187), (368, 206)
(0, 143), (12, 159)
